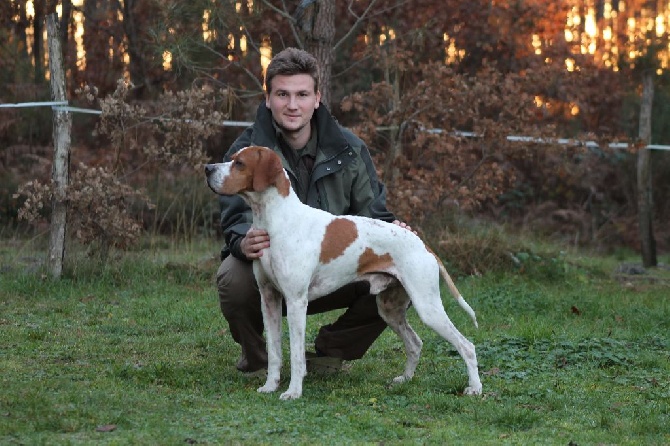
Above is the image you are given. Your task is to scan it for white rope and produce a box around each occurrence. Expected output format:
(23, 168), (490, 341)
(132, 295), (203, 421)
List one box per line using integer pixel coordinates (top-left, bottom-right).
(52, 105), (101, 115)
(0, 101), (68, 108)
(2, 101), (670, 150)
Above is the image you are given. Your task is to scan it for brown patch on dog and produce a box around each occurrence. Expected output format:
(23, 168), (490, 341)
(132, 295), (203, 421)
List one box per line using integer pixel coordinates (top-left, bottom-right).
(320, 218), (358, 264)
(221, 151), (254, 194)
(357, 247), (394, 275)
(249, 147), (289, 196)
(273, 168), (290, 197)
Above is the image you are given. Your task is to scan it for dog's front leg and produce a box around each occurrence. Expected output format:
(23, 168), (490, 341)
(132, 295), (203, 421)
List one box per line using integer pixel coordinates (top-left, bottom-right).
(280, 293), (308, 400)
(257, 285), (282, 394)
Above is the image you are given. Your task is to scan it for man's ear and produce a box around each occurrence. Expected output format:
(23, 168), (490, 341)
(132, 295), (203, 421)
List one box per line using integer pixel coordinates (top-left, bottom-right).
(252, 147), (284, 192)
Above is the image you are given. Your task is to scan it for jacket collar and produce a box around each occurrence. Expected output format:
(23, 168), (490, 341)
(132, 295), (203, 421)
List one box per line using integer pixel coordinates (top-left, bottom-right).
(249, 103), (350, 161)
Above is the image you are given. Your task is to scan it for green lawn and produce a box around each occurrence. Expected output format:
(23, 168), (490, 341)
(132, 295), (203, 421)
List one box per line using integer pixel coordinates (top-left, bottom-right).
(1, 239), (668, 445)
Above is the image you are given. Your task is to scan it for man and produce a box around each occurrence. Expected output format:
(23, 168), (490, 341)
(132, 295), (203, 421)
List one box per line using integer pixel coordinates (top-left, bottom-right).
(216, 47), (412, 375)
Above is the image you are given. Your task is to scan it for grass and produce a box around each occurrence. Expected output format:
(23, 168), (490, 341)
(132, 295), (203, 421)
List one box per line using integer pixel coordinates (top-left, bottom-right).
(0, 237), (669, 445)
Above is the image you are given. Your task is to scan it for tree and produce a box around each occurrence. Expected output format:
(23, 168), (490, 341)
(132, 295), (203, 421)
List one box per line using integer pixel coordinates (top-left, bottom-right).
(115, 0), (155, 97)
(296, 0), (335, 107)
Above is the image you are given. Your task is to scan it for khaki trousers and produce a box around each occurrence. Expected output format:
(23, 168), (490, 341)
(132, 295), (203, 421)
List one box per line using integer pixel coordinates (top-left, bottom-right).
(216, 255), (387, 372)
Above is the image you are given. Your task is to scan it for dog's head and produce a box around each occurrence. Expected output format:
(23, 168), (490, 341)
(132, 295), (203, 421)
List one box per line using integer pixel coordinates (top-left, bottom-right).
(205, 146), (290, 197)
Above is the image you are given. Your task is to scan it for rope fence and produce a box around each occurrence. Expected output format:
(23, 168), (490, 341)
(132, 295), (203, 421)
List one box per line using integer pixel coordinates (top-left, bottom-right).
(2, 100), (670, 150)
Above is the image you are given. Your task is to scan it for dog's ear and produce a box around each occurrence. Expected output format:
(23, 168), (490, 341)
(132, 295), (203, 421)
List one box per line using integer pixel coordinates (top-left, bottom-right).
(252, 147), (285, 192)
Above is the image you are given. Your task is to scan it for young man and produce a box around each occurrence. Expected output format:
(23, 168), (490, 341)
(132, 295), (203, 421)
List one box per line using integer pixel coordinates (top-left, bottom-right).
(216, 47), (411, 375)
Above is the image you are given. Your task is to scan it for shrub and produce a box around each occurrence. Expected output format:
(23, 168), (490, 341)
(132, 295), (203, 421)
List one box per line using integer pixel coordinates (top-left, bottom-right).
(13, 80), (230, 255)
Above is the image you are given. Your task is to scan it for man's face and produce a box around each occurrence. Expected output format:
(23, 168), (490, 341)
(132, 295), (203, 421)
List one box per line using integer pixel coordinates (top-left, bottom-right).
(265, 74), (321, 135)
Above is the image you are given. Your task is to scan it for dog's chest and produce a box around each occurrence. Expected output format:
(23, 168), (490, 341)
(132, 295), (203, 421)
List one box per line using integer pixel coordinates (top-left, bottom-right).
(257, 243), (318, 285)
(257, 239), (360, 298)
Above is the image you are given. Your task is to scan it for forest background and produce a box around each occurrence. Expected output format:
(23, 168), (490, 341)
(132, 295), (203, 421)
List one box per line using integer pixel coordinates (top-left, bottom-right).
(1, 0), (670, 269)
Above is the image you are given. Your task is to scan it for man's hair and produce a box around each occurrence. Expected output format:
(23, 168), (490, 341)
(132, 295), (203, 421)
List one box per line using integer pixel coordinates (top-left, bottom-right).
(264, 47), (320, 94)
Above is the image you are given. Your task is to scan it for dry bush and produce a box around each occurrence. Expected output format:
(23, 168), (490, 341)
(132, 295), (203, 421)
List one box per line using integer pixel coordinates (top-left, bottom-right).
(94, 80), (228, 167)
(14, 80), (229, 254)
(342, 56), (557, 223)
(341, 46), (646, 255)
(14, 164), (152, 255)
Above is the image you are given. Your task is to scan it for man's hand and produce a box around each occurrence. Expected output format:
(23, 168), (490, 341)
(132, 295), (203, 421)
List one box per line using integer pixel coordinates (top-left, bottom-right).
(393, 220), (418, 235)
(241, 228), (270, 259)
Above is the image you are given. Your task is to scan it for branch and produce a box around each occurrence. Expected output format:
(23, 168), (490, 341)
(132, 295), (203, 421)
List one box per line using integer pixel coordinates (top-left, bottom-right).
(197, 40), (265, 92)
(335, 0), (413, 52)
(260, 0), (294, 22)
(334, 0), (380, 52)
(457, 143), (492, 188)
(350, 0), (412, 21)
(332, 52), (373, 79)
(261, 0), (303, 48)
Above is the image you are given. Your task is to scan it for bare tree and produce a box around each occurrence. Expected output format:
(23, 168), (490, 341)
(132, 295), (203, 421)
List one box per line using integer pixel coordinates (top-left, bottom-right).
(33, 0), (46, 80)
(292, 0), (383, 108)
(295, 0), (335, 107)
(115, 0), (154, 97)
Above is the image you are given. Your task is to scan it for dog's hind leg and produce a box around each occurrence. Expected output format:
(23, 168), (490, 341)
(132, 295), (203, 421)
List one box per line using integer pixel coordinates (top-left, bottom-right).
(408, 283), (482, 395)
(257, 285), (282, 394)
(376, 287), (423, 384)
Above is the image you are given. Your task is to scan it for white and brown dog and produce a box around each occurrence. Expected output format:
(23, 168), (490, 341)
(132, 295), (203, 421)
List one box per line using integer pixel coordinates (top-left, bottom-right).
(205, 146), (482, 400)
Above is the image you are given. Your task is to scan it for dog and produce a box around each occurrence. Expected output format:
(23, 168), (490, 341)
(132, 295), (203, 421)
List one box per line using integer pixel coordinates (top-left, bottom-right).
(206, 145), (482, 400)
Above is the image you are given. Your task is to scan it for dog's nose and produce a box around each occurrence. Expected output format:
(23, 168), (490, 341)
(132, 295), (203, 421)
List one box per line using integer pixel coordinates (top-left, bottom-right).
(204, 164), (215, 177)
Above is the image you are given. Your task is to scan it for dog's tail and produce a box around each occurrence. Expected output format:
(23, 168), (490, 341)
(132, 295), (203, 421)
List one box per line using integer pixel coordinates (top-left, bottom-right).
(434, 254), (478, 328)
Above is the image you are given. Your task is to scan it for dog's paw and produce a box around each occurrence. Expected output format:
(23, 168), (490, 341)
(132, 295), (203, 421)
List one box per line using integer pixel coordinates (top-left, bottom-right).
(463, 385), (483, 396)
(391, 375), (411, 385)
(279, 389), (302, 400)
(257, 380), (279, 393)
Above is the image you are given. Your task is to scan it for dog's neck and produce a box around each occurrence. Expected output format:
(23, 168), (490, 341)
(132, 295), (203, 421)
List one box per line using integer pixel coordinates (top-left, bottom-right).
(241, 176), (303, 233)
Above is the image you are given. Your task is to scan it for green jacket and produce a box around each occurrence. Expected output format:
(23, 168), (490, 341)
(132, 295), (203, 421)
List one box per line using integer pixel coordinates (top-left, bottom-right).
(219, 103), (396, 260)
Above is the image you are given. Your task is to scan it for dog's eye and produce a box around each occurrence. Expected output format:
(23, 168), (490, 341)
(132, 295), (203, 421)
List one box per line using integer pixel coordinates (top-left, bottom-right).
(233, 160), (244, 169)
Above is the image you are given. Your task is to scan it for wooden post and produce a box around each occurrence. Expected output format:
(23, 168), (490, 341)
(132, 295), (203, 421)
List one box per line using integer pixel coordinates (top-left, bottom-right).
(46, 13), (71, 279)
(637, 72), (657, 268)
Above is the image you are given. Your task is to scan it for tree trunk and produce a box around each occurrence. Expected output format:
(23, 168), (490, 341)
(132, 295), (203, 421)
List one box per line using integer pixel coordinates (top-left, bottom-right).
(637, 72), (656, 268)
(83, 0), (113, 91)
(33, 0), (46, 81)
(11, 0), (30, 66)
(59, 0), (72, 51)
(119, 0), (152, 98)
(58, 0), (73, 91)
(46, 13), (72, 279)
(301, 0), (335, 109)
(382, 53), (402, 185)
